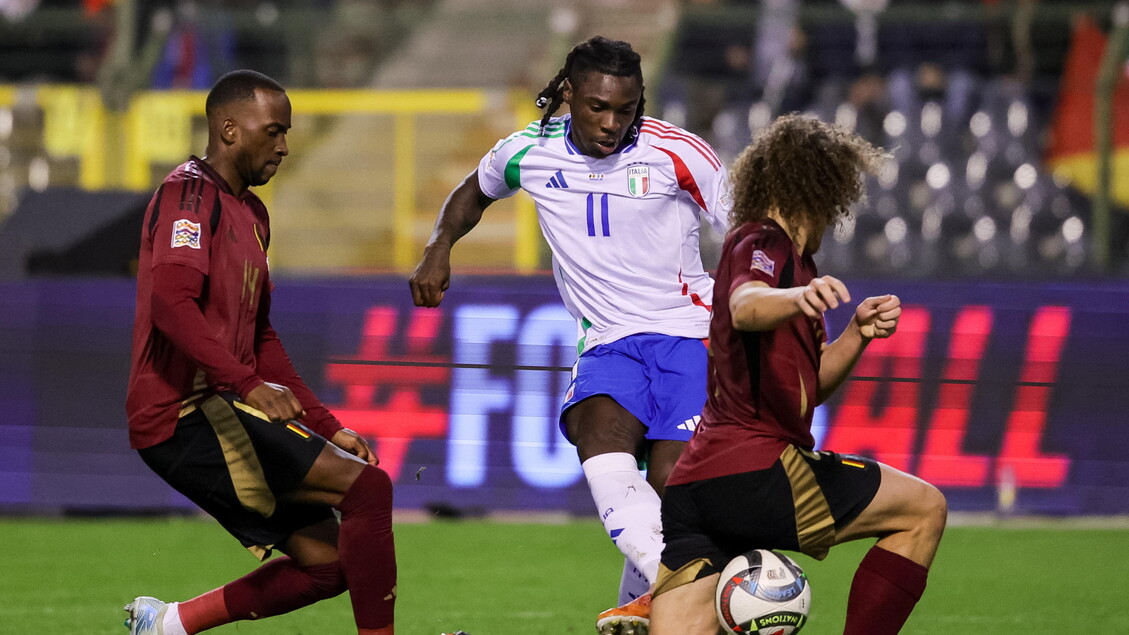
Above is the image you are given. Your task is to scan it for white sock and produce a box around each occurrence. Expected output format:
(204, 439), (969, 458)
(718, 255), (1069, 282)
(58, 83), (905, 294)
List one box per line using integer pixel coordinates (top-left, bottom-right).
(162, 602), (188, 635)
(582, 452), (664, 585)
(618, 559), (651, 604)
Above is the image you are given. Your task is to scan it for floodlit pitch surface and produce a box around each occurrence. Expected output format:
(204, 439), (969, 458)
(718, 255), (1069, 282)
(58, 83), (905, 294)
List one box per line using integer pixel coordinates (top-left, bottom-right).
(1, 516), (1126, 634)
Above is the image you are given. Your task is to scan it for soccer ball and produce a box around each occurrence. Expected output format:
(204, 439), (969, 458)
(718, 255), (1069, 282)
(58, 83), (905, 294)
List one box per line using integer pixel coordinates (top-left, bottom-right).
(715, 549), (811, 634)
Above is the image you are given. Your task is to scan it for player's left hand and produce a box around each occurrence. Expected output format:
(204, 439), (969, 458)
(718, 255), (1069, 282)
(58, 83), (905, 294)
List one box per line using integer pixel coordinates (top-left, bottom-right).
(330, 428), (379, 466)
(854, 294), (901, 339)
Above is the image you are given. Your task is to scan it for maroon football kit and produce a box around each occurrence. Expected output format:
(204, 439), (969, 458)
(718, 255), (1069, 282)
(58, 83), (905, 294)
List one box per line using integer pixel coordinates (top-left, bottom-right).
(657, 218), (882, 585)
(126, 156), (341, 449)
(668, 218), (824, 486)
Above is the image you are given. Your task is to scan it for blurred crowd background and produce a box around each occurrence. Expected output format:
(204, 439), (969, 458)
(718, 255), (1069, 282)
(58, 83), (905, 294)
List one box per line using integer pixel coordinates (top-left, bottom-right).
(1, 0), (1127, 279)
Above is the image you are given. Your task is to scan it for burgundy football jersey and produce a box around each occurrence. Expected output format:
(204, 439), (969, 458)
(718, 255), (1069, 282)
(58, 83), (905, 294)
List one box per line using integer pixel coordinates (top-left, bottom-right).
(668, 219), (826, 485)
(126, 157), (270, 449)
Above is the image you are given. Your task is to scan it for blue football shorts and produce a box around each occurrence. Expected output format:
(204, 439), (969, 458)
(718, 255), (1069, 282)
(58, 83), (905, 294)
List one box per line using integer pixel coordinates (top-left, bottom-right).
(559, 333), (709, 443)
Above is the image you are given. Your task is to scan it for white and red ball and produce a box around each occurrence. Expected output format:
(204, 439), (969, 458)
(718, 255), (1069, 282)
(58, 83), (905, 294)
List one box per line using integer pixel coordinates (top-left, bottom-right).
(715, 549), (811, 635)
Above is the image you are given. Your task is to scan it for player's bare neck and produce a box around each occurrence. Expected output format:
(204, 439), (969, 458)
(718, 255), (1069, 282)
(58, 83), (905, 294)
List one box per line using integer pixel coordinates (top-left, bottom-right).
(766, 209), (807, 255)
(201, 153), (246, 197)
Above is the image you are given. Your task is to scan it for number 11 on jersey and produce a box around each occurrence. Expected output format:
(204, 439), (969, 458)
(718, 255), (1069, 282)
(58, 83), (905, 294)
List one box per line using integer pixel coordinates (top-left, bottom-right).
(586, 193), (610, 237)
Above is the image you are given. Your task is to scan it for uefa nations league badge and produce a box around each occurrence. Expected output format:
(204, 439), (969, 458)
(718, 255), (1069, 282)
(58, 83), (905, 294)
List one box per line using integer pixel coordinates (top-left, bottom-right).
(627, 165), (650, 197)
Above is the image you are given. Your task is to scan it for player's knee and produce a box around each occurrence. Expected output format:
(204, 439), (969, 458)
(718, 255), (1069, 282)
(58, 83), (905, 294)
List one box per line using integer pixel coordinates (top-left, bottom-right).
(339, 465), (393, 517)
(916, 483), (948, 541)
(371, 464), (393, 493)
(354, 464), (393, 500)
(575, 418), (643, 458)
(303, 562), (348, 600)
(568, 398), (646, 459)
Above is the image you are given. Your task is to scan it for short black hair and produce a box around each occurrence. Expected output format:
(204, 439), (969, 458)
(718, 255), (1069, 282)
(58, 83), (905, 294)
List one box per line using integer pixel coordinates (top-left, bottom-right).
(205, 70), (285, 117)
(535, 36), (645, 134)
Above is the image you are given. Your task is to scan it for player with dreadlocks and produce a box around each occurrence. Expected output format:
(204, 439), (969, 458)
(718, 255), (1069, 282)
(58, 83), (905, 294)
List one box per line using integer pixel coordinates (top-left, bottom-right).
(410, 36), (730, 634)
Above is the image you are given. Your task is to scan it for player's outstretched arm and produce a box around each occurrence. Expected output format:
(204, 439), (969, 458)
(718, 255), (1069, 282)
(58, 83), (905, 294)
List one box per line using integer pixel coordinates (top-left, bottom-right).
(409, 171), (496, 307)
(817, 294), (901, 403)
(730, 275), (850, 332)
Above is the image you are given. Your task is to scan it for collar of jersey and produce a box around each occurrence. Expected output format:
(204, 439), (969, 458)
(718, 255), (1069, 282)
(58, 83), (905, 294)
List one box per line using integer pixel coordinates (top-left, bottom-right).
(563, 116), (640, 157)
(191, 155), (236, 196)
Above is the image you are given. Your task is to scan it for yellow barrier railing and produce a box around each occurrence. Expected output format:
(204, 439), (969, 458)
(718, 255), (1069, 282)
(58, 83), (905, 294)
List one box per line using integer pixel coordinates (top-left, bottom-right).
(0, 86), (17, 108)
(1, 85), (542, 273)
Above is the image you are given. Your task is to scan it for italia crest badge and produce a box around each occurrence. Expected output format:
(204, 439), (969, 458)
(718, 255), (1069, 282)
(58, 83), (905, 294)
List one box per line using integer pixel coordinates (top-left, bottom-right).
(627, 165), (650, 198)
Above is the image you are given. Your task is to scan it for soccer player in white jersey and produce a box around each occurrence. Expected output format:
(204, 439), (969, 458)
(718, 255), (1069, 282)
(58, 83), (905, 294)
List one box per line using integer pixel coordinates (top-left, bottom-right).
(409, 36), (730, 635)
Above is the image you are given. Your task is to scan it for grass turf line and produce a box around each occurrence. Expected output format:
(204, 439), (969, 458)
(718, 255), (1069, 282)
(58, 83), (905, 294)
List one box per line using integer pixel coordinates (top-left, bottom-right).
(1, 517), (1126, 634)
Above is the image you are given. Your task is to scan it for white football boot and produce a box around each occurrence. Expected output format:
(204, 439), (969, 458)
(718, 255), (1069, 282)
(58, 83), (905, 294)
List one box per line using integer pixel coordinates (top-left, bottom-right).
(123, 596), (168, 635)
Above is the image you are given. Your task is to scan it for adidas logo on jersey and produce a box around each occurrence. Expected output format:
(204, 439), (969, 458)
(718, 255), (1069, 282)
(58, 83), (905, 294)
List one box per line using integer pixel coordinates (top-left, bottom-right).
(545, 170), (569, 188)
(677, 415), (701, 432)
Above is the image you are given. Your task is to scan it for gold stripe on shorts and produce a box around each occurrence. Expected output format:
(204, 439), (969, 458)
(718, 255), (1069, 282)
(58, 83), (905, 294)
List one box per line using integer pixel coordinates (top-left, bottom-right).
(246, 544), (273, 561)
(653, 558), (712, 598)
(781, 445), (835, 560)
(199, 395), (276, 519)
(177, 392), (206, 418)
(233, 400), (271, 421)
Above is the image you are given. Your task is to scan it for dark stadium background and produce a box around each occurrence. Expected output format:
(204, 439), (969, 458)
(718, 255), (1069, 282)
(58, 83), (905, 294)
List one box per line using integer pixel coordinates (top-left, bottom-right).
(3, 2), (1129, 633)
(3, 0), (1127, 519)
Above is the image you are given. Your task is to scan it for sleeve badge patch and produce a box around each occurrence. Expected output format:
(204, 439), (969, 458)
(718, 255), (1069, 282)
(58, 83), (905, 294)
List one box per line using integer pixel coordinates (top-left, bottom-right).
(171, 218), (202, 249)
(750, 249), (775, 276)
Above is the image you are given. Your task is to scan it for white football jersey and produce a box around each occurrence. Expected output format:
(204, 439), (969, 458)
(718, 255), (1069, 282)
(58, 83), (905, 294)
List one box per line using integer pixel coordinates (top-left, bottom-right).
(478, 115), (731, 352)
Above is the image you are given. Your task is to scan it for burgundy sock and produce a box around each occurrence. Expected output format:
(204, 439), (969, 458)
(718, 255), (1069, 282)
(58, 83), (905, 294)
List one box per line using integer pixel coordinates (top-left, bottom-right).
(844, 546), (928, 635)
(179, 557), (345, 633)
(337, 465), (397, 631)
(177, 588), (226, 634)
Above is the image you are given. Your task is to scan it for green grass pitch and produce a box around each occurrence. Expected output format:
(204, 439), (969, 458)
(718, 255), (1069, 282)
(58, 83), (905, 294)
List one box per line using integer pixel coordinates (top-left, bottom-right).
(1, 516), (1126, 634)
